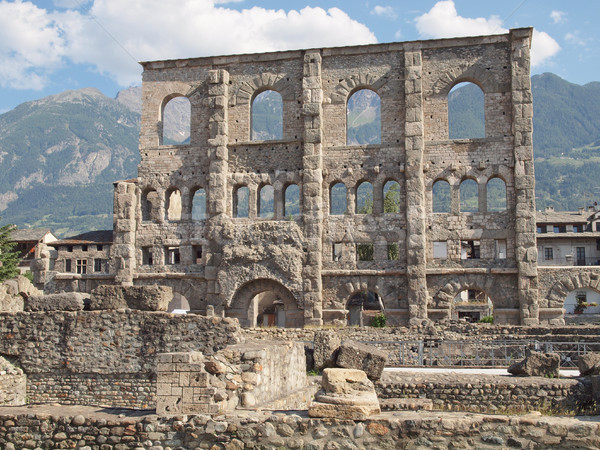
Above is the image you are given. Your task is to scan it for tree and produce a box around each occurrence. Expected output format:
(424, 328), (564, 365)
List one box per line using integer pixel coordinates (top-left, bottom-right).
(0, 220), (19, 282)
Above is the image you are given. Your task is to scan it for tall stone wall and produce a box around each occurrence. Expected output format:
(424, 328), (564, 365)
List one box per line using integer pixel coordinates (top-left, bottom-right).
(0, 311), (241, 408)
(112, 28), (544, 326)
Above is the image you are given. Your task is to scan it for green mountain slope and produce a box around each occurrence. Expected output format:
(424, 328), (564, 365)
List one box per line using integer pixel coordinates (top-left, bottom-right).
(0, 88), (140, 236)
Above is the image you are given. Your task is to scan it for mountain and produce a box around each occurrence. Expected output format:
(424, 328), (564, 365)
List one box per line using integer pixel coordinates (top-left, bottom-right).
(0, 87), (140, 236)
(1, 73), (600, 236)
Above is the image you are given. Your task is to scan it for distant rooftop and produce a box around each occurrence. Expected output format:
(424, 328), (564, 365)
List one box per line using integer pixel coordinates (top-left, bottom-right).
(49, 230), (113, 246)
(10, 228), (53, 242)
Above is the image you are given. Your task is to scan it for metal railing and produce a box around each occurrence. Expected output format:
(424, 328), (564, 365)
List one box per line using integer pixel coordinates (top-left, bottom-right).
(358, 339), (600, 368)
(538, 256), (600, 267)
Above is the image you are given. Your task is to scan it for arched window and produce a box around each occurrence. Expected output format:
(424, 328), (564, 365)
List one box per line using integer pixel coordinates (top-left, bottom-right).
(383, 180), (400, 213)
(448, 82), (484, 139)
(165, 188), (182, 221)
(191, 188), (206, 220)
(356, 181), (373, 214)
(251, 90), (283, 141)
(487, 177), (507, 212)
(162, 96), (191, 145)
(347, 89), (381, 145)
(432, 180), (451, 213)
(234, 186), (249, 218)
(330, 182), (347, 215)
(142, 189), (160, 222)
(460, 179), (479, 213)
(284, 184), (300, 218)
(258, 185), (274, 218)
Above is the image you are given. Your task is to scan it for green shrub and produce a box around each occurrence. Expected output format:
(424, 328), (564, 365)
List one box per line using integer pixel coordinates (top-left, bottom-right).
(372, 313), (386, 328)
(479, 315), (494, 324)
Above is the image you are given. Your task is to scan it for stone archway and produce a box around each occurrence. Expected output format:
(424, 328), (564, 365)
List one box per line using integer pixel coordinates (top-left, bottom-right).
(544, 271), (600, 309)
(346, 290), (384, 326)
(227, 279), (302, 328)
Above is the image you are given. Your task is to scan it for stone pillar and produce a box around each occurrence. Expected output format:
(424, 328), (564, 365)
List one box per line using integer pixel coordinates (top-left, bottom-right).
(404, 49), (428, 323)
(112, 181), (137, 286)
(301, 51), (324, 326)
(205, 69), (229, 314)
(511, 28), (539, 325)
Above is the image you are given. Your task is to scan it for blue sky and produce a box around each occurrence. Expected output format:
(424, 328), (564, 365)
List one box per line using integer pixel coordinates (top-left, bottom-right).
(0, 0), (598, 113)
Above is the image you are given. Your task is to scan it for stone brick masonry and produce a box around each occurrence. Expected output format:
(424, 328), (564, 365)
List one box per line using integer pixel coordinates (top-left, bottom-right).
(106, 28), (545, 327)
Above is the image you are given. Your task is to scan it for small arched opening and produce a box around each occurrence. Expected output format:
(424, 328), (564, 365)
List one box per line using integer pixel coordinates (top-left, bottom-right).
(383, 180), (400, 213)
(346, 290), (384, 326)
(356, 181), (373, 214)
(258, 184), (274, 219)
(330, 182), (347, 215)
(487, 177), (507, 212)
(460, 178), (479, 213)
(284, 184), (300, 218)
(142, 188), (160, 222)
(234, 185), (249, 218)
(432, 179), (451, 213)
(191, 187), (207, 220)
(165, 188), (182, 221)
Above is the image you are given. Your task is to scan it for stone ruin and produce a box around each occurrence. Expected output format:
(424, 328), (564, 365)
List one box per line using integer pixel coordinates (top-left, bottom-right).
(95, 27), (547, 327)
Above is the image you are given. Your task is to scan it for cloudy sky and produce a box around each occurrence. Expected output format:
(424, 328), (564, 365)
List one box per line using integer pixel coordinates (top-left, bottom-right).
(0, 0), (598, 112)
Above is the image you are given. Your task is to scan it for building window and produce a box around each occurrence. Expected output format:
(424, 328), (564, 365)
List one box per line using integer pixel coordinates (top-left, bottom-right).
(192, 188), (207, 220)
(284, 184), (300, 218)
(461, 240), (480, 259)
(495, 239), (507, 259)
(596, 222), (600, 232)
(433, 241), (448, 259)
(432, 180), (451, 213)
(165, 247), (181, 265)
(76, 259), (87, 274)
(356, 181), (373, 214)
(142, 247), (153, 265)
(448, 82), (484, 139)
(537, 225), (546, 234)
(576, 247), (586, 266)
(193, 245), (203, 263)
(251, 90), (283, 141)
(330, 182), (346, 215)
(554, 225), (566, 233)
(573, 224), (584, 233)
(544, 247), (553, 261)
(81, 245), (88, 252)
(94, 258), (103, 272)
(97, 244), (103, 251)
(383, 180), (400, 213)
(332, 243), (343, 261)
(65, 259), (72, 272)
(67, 245), (73, 252)
(347, 89), (381, 145)
(387, 243), (399, 260)
(258, 184), (274, 219)
(356, 243), (374, 261)
(234, 186), (249, 218)
(162, 96), (191, 145)
(487, 178), (506, 212)
(460, 179), (478, 213)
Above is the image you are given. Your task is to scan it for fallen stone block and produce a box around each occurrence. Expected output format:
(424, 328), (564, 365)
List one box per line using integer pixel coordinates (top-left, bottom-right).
(313, 330), (341, 371)
(90, 285), (173, 311)
(335, 340), (388, 381)
(25, 292), (86, 311)
(508, 350), (559, 377)
(309, 368), (380, 420)
(579, 352), (600, 376)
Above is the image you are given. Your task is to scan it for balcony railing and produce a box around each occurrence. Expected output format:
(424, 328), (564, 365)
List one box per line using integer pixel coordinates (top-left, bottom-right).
(538, 256), (600, 266)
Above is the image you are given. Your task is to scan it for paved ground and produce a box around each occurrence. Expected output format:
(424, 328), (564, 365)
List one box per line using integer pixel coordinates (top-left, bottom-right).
(0, 404), (156, 420)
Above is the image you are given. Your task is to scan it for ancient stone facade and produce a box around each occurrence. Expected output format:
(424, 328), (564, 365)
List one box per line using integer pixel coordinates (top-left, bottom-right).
(108, 28), (546, 326)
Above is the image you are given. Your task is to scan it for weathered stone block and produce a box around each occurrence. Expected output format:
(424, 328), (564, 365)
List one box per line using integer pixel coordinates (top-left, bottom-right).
(25, 292), (86, 311)
(508, 351), (559, 377)
(313, 330), (340, 371)
(579, 353), (600, 376)
(90, 285), (173, 311)
(335, 341), (388, 381)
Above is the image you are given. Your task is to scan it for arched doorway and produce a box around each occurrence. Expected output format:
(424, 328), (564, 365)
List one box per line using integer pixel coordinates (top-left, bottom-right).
(564, 288), (600, 315)
(452, 289), (493, 322)
(347, 290), (383, 326)
(228, 279), (301, 328)
(167, 292), (190, 314)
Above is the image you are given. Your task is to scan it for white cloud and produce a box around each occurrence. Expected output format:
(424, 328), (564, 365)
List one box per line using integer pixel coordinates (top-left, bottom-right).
(565, 31), (587, 47)
(415, 1), (560, 68)
(550, 10), (566, 24)
(0, 0), (377, 89)
(371, 5), (397, 20)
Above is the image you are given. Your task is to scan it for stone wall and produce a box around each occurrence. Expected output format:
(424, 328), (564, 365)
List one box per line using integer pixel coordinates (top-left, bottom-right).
(109, 28), (544, 327)
(378, 372), (594, 415)
(0, 311), (241, 408)
(1, 409), (600, 449)
(0, 357), (25, 407)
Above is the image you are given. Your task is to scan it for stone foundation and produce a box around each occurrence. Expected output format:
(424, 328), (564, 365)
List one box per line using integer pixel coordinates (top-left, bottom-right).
(1, 408), (600, 449)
